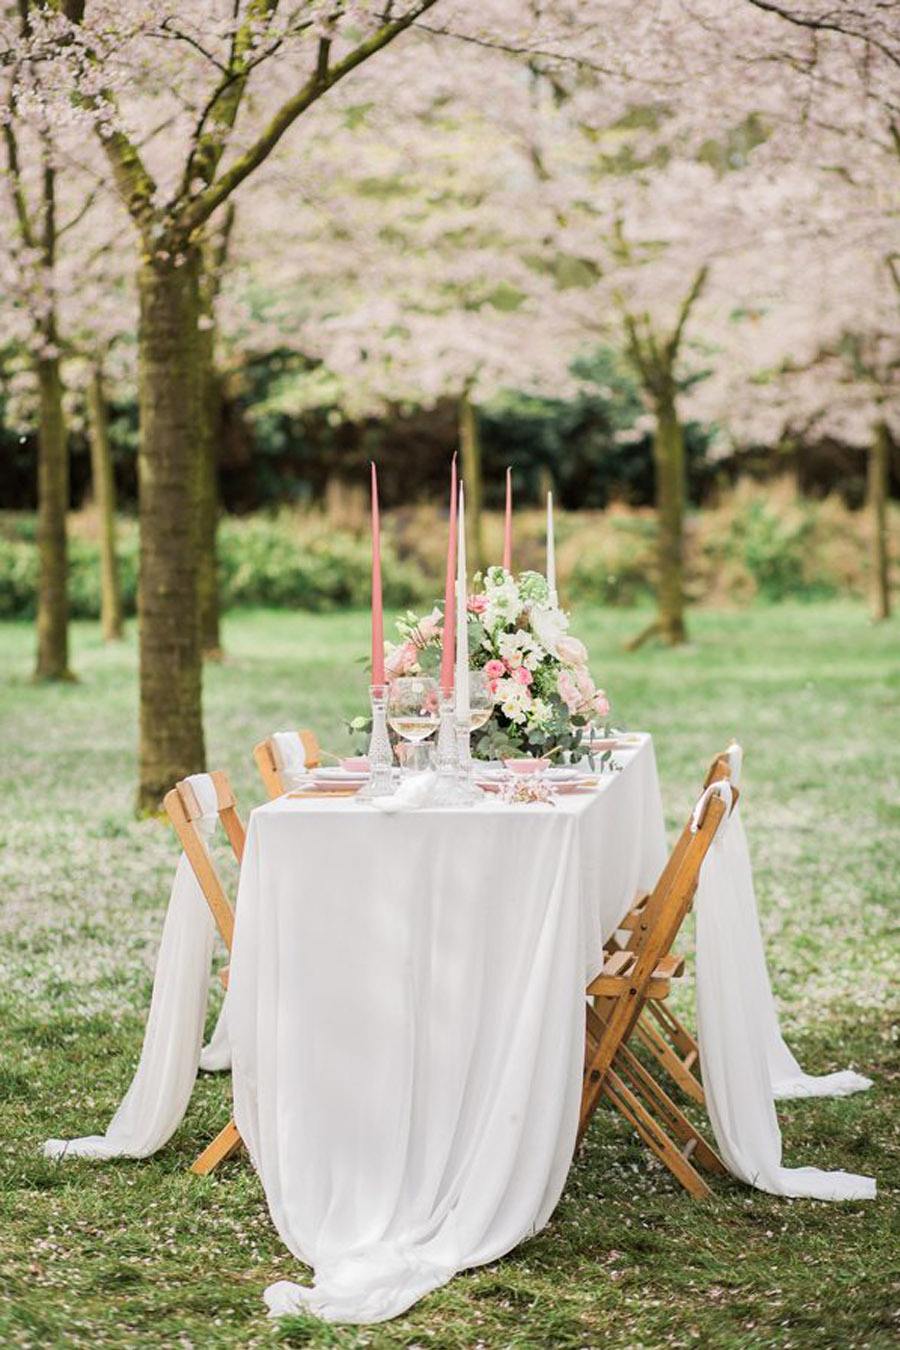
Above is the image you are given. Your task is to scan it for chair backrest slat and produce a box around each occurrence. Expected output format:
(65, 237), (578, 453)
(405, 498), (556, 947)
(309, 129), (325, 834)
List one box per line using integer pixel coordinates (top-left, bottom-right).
(587, 775), (734, 1089)
(253, 729), (322, 799)
(163, 771), (245, 952)
(627, 748), (736, 949)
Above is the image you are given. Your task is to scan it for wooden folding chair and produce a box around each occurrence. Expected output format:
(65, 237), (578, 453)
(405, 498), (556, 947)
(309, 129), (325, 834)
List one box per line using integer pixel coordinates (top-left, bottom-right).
(580, 777), (737, 1197)
(253, 729), (322, 799)
(163, 769), (245, 1176)
(607, 748), (737, 1105)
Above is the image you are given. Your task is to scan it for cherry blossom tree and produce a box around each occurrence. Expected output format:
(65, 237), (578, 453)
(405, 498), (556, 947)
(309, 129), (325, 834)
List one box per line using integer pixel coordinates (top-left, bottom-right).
(4, 0), (447, 808)
(221, 91), (579, 573)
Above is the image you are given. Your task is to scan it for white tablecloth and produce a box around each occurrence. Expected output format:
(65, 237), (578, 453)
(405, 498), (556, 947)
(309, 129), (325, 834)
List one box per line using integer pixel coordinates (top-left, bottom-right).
(227, 736), (666, 1323)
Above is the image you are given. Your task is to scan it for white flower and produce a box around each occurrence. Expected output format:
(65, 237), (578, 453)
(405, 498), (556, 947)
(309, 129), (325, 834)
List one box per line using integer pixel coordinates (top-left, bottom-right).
(498, 628), (543, 671)
(496, 678), (531, 725)
(530, 602), (569, 657)
(527, 698), (552, 730)
(482, 574), (521, 632)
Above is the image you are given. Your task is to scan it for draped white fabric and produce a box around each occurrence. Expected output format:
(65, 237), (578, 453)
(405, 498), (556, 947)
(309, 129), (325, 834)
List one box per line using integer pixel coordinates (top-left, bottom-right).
(228, 738), (666, 1324)
(272, 731), (308, 790)
(43, 774), (220, 1161)
(694, 785), (875, 1202)
(199, 728), (309, 1072)
(199, 1002), (232, 1072)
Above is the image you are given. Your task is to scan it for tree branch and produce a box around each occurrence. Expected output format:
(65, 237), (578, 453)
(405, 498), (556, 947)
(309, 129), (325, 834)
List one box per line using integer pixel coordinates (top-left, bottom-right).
(56, 7), (160, 238)
(175, 0), (282, 205)
(2, 118), (36, 249)
(666, 264), (709, 363)
(182, 0), (441, 235)
(413, 21), (618, 78)
(742, 0), (900, 71)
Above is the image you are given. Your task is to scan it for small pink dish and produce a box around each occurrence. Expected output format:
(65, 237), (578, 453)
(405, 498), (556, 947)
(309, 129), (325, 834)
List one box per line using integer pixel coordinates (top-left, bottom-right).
(503, 757), (551, 776)
(340, 756), (370, 774)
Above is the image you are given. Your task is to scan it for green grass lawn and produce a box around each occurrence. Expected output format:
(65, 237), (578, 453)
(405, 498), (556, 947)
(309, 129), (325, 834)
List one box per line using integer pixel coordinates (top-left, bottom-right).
(0, 602), (897, 1349)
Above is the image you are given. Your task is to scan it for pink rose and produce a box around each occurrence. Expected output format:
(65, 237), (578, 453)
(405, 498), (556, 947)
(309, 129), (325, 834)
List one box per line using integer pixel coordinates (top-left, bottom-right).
(576, 668), (596, 703)
(511, 665), (532, 686)
(385, 640), (418, 679)
(557, 635), (588, 667)
(484, 659), (506, 681)
(557, 669), (581, 712)
(467, 594), (488, 614)
(593, 691), (610, 718)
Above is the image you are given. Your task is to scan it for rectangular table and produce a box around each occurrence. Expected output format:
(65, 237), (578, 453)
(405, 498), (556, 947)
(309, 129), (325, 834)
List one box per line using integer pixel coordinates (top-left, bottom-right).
(227, 736), (667, 1324)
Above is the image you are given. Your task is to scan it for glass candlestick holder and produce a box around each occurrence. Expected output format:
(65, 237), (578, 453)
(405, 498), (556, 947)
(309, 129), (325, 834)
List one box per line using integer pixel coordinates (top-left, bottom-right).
(432, 689), (468, 806)
(455, 717), (485, 804)
(356, 684), (396, 800)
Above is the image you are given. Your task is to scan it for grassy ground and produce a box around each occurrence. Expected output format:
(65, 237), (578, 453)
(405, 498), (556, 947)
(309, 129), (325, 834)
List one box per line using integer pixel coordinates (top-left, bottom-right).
(0, 602), (897, 1349)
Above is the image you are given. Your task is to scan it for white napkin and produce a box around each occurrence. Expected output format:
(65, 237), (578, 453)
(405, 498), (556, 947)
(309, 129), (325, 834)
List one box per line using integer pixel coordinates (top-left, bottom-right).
(272, 731), (308, 790)
(370, 771), (440, 813)
(44, 774), (220, 1160)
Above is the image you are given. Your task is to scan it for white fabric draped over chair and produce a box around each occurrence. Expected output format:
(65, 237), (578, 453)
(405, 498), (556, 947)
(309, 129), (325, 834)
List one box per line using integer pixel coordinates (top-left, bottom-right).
(271, 730), (309, 790)
(692, 776), (875, 1202)
(43, 774), (221, 1161)
(199, 728), (311, 1072)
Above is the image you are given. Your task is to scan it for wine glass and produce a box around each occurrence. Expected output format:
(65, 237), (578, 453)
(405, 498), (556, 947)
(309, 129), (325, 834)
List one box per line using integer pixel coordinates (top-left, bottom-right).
(388, 676), (440, 774)
(468, 670), (494, 733)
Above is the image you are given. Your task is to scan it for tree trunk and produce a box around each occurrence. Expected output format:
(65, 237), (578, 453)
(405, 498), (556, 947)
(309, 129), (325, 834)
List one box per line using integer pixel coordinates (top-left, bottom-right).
(459, 390), (486, 575)
(868, 420), (891, 622)
(136, 251), (206, 812)
(87, 362), (123, 641)
(34, 354), (72, 680)
(653, 395), (687, 645)
(196, 316), (223, 659)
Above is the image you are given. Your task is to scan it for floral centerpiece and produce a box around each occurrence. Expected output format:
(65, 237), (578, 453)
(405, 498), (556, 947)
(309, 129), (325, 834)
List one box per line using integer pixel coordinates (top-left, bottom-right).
(351, 568), (611, 762)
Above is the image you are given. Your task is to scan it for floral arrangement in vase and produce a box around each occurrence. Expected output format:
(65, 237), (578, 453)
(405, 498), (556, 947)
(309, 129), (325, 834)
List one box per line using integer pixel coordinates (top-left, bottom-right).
(350, 568), (611, 762)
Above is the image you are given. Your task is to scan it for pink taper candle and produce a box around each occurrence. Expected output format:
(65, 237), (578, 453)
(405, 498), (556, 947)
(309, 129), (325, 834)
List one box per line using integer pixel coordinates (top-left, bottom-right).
(370, 462), (385, 686)
(502, 466), (512, 572)
(440, 454), (458, 695)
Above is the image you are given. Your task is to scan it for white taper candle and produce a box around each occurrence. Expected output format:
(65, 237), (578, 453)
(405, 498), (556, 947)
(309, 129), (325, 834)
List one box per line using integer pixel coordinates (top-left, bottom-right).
(455, 482), (470, 723)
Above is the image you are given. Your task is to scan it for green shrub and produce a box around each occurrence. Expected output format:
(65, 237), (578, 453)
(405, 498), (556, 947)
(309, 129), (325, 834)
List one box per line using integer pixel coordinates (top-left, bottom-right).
(217, 516), (429, 611)
(0, 490), (891, 620)
(0, 513), (430, 620)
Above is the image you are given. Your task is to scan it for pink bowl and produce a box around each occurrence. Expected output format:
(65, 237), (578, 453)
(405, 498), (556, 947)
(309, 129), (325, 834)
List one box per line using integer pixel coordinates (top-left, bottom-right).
(340, 756), (370, 774)
(503, 757), (551, 776)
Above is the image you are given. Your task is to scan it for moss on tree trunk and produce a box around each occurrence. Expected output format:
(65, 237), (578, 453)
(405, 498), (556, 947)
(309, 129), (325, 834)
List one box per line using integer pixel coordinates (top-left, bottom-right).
(459, 389), (486, 575)
(868, 420), (891, 622)
(87, 363), (123, 641)
(653, 395), (687, 646)
(34, 355), (72, 680)
(136, 250), (206, 812)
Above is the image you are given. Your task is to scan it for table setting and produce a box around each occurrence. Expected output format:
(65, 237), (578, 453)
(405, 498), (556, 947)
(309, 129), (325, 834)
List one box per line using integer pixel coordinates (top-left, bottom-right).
(41, 456), (877, 1330)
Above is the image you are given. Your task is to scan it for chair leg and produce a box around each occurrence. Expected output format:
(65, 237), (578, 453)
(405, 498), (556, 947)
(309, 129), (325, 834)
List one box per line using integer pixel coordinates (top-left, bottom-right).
(633, 1009), (705, 1105)
(614, 1042), (726, 1177)
(190, 1118), (242, 1175)
(602, 1067), (712, 1199)
(580, 1002), (614, 1141)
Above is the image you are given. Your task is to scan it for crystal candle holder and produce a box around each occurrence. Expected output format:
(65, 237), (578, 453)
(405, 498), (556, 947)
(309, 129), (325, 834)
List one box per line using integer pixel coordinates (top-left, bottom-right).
(454, 717), (485, 805)
(356, 684), (395, 800)
(431, 689), (470, 806)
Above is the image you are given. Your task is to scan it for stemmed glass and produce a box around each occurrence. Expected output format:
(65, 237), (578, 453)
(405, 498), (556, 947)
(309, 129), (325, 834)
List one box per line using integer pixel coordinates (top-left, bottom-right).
(467, 670), (493, 736)
(388, 676), (440, 774)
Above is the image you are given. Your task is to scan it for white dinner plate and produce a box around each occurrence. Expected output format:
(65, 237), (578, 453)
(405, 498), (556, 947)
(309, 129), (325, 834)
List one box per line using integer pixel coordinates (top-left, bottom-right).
(311, 767), (369, 782)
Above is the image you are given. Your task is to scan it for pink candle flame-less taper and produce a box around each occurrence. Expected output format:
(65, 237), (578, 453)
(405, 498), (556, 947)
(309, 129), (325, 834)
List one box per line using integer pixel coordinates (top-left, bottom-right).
(370, 462), (385, 686)
(440, 455), (458, 695)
